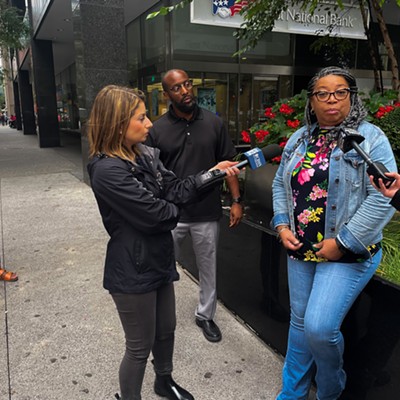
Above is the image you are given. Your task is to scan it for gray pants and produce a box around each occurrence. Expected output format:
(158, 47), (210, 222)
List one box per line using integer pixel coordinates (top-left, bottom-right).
(112, 283), (176, 400)
(172, 221), (219, 321)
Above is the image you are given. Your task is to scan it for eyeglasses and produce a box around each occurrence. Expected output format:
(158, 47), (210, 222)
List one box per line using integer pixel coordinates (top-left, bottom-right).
(169, 79), (193, 93)
(311, 88), (352, 102)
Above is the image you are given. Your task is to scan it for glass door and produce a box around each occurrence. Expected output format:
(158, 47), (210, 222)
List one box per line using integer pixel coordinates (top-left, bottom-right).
(252, 76), (278, 123)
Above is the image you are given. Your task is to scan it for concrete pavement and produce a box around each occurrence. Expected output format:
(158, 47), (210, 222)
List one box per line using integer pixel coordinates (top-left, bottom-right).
(0, 126), (283, 400)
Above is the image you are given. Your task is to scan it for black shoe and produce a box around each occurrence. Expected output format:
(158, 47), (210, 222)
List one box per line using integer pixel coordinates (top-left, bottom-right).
(154, 375), (194, 400)
(114, 394), (121, 399)
(195, 318), (222, 342)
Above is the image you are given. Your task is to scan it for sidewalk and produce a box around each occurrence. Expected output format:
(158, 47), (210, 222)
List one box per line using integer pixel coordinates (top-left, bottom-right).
(0, 126), (283, 400)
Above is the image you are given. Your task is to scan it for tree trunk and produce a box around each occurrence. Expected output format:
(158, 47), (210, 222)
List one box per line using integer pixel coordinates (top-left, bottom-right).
(358, 0), (382, 92)
(370, 0), (400, 95)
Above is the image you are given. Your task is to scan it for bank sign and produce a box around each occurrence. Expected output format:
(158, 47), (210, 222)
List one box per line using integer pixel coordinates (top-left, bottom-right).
(191, 1), (368, 40)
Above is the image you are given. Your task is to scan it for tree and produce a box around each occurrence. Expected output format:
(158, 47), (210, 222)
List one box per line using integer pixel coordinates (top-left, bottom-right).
(368, 0), (399, 91)
(0, 0), (30, 51)
(358, 0), (383, 91)
(148, 0), (400, 94)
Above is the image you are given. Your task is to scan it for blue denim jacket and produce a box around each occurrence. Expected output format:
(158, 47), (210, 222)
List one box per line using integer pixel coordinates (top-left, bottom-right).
(271, 121), (397, 257)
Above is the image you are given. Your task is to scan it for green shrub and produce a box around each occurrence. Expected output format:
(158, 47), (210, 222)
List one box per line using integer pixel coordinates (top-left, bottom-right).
(370, 106), (400, 169)
(377, 213), (400, 287)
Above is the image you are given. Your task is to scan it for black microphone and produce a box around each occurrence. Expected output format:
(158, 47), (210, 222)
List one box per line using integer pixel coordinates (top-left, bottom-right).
(338, 128), (395, 188)
(195, 144), (282, 191)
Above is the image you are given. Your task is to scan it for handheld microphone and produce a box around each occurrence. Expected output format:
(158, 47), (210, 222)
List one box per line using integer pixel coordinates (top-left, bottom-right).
(195, 144), (282, 191)
(338, 128), (394, 188)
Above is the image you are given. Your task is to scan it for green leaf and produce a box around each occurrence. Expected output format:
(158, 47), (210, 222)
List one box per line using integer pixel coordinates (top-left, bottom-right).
(146, 0), (193, 20)
(0, 2), (30, 50)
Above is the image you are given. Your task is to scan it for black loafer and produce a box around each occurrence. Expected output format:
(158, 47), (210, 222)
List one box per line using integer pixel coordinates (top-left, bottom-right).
(195, 318), (222, 342)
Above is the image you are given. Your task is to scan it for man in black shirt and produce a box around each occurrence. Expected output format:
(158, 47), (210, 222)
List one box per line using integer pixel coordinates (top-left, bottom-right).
(147, 69), (243, 342)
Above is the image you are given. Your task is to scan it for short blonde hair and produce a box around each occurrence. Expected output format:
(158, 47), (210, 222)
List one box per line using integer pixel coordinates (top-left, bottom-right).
(87, 85), (145, 160)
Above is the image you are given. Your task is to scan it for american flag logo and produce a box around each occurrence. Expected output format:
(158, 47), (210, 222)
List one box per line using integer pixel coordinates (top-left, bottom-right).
(212, 0), (248, 17)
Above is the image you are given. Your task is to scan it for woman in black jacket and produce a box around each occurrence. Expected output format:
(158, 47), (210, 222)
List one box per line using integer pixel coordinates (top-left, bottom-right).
(87, 85), (238, 400)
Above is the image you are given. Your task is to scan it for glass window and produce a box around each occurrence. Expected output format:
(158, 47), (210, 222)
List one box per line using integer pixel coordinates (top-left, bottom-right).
(142, 9), (165, 67)
(240, 32), (293, 65)
(146, 75), (164, 122)
(228, 73), (239, 143)
(171, 6), (237, 63)
(55, 64), (79, 130)
(197, 73), (227, 118)
(238, 74), (253, 138)
(295, 35), (356, 69)
(126, 18), (142, 87)
(252, 77), (278, 122)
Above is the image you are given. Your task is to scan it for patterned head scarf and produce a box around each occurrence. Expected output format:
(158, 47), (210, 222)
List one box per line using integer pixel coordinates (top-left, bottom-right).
(304, 66), (367, 136)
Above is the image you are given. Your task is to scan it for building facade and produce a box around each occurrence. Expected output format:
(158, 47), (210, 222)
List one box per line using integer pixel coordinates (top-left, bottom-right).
(9, 1), (399, 146)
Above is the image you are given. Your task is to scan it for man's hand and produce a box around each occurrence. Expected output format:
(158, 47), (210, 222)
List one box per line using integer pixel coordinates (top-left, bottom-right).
(229, 203), (243, 227)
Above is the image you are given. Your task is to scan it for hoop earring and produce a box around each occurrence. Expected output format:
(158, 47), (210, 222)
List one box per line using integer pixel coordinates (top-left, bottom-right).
(310, 109), (315, 115)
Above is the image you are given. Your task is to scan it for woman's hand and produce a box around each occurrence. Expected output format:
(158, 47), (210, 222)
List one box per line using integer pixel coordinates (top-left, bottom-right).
(369, 172), (400, 199)
(314, 239), (343, 261)
(210, 161), (240, 176)
(277, 226), (303, 251)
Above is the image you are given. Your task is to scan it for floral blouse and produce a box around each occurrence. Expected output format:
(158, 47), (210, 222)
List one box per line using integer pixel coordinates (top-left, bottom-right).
(288, 128), (380, 263)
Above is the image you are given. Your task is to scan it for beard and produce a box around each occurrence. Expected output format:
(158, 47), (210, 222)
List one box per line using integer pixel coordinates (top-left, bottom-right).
(174, 96), (196, 114)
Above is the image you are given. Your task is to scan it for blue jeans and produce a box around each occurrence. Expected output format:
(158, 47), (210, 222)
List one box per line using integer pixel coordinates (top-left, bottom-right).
(277, 251), (382, 400)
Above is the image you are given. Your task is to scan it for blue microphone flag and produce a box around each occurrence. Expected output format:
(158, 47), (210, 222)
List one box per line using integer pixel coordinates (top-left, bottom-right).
(244, 148), (266, 169)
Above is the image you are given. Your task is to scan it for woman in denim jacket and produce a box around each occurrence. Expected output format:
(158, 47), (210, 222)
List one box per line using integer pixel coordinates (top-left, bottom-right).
(272, 67), (397, 400)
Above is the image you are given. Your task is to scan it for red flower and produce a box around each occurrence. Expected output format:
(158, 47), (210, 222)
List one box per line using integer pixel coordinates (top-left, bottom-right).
(264, 107), (276, 118)
(272, 155), (282, 163)
(375, 105), (395, 119)
(394, 102), (400, 108)
(279, 138), (288, 147)
(287, 119), (300, 128)
(241, 130), (251, 143)
(279, 104), (295, 115)
(255, 129), (269, 143)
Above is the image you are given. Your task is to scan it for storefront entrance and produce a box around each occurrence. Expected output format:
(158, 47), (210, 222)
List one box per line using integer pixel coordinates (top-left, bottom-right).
(144, 71), (285, 146)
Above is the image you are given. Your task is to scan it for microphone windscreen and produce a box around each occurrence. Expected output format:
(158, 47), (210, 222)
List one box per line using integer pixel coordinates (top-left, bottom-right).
(261, 144), (283, 160)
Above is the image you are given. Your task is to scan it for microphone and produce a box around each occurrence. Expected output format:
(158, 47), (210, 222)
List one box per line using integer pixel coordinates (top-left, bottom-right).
(195, 144), (282, 191)
(338, 128), (395, 188)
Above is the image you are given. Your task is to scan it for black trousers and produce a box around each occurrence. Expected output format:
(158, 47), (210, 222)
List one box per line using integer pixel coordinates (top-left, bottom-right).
(112, 283), (176, 400)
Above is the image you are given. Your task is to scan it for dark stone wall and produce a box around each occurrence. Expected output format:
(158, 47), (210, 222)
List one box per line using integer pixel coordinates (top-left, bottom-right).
(18, 70), (36, 135)
(72, 0), (128, 183)
(30, 39), (60, 147)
